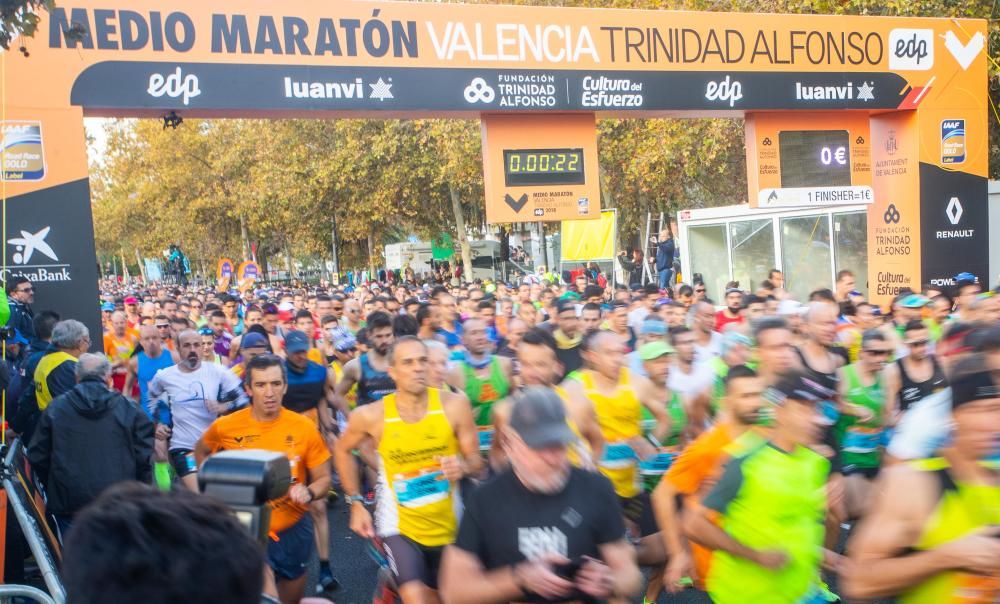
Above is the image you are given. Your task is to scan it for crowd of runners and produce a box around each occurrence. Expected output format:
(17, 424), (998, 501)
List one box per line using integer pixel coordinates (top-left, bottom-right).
(4, 263), (1000, 603)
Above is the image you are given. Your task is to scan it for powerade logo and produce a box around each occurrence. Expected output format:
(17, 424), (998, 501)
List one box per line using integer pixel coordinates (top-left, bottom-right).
(930, 277), (956, 287)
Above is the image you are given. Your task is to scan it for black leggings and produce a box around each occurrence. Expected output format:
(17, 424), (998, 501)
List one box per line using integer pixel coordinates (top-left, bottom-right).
(382, 534), (444, 589)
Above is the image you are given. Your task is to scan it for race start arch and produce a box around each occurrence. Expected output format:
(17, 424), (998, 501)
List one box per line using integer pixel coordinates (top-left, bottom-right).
(2, 0), (988, 331)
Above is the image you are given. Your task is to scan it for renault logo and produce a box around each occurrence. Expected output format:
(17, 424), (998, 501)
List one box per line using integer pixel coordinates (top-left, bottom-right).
(946, 197), (963, 225)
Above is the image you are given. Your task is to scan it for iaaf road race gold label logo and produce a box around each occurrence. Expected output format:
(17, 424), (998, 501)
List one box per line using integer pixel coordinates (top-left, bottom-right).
(1, 121), (45, 182)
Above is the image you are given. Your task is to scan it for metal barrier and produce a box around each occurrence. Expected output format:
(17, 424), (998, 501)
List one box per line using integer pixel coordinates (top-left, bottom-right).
(0, 584), (57, 604)
(1, 441), (65, 604)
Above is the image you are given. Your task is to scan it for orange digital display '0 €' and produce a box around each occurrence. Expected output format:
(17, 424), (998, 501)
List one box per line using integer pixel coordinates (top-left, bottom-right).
(481, 114), (600, 224)
(746, 112), (872, 208)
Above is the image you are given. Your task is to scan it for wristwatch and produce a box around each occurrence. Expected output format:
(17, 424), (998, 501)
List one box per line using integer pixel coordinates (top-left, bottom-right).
(347, 494), (366, 505)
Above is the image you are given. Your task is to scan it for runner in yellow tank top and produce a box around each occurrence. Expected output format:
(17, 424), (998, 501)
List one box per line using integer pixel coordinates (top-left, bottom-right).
(578, 330), (672, 596)
(489, 327), (604, 472)
(578, 332), (670, 499)
(843, 363), (1000, 603)
(334, 337), (482, 602)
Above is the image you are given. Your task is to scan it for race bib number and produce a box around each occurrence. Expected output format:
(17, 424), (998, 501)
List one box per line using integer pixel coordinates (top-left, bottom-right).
(477, 426), (494, 452)
(393, 470), (450, 508)
(600, 442), (638, 470)
(843, 425), (883, 454)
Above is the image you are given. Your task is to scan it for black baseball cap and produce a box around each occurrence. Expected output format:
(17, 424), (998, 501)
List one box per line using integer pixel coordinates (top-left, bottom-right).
(508, 387), (577, 450)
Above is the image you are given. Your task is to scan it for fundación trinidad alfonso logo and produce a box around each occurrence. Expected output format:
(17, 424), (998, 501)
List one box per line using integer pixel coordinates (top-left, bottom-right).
(464, 78), (496, 104)
(8, 227), (57, 265)
(883, 204), (901, 224)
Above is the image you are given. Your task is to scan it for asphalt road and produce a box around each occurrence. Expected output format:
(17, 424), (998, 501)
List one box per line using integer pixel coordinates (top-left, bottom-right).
(319, 497), (712, 604)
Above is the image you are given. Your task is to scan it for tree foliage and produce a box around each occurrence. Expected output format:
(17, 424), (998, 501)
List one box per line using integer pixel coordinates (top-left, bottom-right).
(91, 0), (1000, 272)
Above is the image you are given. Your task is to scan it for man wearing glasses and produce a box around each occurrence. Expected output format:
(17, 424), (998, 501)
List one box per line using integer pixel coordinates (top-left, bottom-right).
(6, 276), (36, 347)
(187, 298), (206, 328)
(883, 319), (948, 421)
(835, 329), (892, 521)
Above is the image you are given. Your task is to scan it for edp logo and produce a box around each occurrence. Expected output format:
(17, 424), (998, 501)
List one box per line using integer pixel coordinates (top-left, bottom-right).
(889, 29), (934, 71)
(705, 75), (743, 108)
(147, 67), (201, 106)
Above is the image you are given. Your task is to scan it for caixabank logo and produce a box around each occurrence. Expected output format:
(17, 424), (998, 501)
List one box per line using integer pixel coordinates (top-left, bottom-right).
(3, 226), (72, 283)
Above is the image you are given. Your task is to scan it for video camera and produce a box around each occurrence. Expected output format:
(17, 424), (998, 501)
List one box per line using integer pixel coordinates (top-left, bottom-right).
(198, 450), (291, 545)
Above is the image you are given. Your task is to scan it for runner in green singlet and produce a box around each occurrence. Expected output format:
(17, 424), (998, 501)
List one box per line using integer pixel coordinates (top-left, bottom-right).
(844, 357), (1000, 603)
(836, 329), (891, 520)
(699, 330), (754, 424)
(637, 341), (687, 447)
(445, 318), (513, 457)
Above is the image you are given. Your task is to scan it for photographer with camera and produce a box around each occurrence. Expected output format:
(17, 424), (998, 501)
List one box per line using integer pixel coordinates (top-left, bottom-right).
(439, 387), (641, 604)
(195, 354), (331, 604)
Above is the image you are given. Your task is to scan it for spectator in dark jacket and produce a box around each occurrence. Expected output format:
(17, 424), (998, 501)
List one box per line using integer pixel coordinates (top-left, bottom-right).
(28, 353), (154, 539)
(617, 249), (644, 287)
(655, 229), (676, 290)
(6, 277), (35, 349)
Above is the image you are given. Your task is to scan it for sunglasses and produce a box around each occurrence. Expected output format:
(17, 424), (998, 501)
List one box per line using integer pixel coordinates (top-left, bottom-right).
(864, 349), (892, 357)
(17, 287), (34, 293)
(695, 288), (706, 293)
(155, 324), (170, 329)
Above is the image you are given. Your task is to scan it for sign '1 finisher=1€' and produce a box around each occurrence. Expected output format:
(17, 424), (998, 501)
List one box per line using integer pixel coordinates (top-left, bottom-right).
(758, 185), (874, 208)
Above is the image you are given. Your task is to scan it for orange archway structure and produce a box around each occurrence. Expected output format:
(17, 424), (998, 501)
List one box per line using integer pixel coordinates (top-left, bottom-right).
(2, 0), (987, 333)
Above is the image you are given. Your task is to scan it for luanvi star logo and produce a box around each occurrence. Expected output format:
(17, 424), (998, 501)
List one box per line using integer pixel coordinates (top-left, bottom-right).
(369, 78), (393, 101)
(856, 82), (875, 102)
(504, 193), (529, 213)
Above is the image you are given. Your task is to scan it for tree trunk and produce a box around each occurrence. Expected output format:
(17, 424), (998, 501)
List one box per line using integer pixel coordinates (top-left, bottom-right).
(539, 222), (549, 272)
(134, 248), (147, 283)
(367, 231), (377, 281)
(240, 214), (251, 261)
(284, 241), (293, 280)
(449, 184), (473, 282)
(331, 213), (340, 283)
(599, 164), (614, 208)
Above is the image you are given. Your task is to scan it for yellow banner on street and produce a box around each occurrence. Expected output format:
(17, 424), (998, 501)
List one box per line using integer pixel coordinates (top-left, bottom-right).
(561, 210), (616, 262)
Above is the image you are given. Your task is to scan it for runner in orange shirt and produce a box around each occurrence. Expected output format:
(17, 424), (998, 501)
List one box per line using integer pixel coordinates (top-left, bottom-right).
(103, 310), (137, 394)
(652, 364), (765, 593)
(195, 354), (331, 604)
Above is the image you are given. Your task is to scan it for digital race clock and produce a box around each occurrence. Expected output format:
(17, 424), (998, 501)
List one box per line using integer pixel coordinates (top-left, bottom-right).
(503, 148), (585, 186)
(778, 130), (852, 188)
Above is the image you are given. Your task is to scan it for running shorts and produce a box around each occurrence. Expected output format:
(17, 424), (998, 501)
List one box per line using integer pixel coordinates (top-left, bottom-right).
(382, 534), (445, 589)
(168, 448), (198, 478)
(619, 491), (658, 538)
(267, 514), (314, 581)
